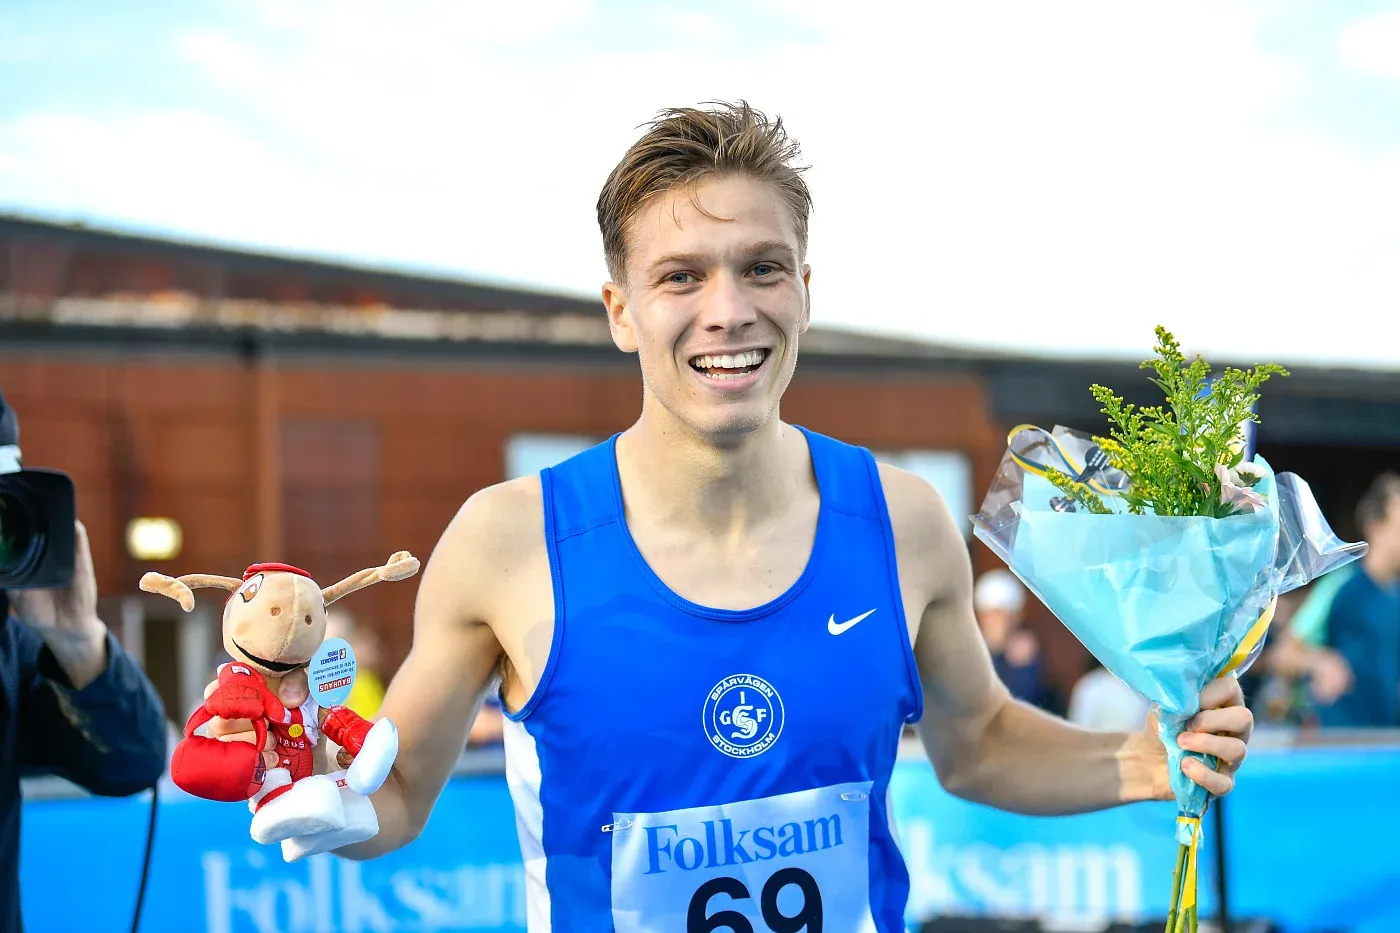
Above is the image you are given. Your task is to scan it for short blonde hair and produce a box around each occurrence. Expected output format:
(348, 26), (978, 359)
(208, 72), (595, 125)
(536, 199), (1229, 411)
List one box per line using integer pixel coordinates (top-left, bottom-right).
(596, 100), (813, 285)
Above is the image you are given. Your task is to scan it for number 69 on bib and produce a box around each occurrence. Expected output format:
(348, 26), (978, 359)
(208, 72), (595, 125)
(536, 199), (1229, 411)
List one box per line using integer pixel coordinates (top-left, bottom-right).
(609, 782), (878, 933)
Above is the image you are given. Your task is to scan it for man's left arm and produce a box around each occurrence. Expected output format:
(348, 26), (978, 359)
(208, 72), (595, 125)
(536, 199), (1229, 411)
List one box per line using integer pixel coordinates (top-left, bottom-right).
(8, 521), (168, 796)
(13, 618), (169, 795)
(880, 464), (1252, 816)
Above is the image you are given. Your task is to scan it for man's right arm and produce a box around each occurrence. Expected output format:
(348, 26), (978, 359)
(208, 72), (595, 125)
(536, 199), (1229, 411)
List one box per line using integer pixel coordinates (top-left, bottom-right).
(335, 479), (538, 858)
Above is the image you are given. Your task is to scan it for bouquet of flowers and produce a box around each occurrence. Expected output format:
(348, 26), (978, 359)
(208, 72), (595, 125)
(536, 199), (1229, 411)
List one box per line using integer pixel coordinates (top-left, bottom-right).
(970, 327), (1366, 933)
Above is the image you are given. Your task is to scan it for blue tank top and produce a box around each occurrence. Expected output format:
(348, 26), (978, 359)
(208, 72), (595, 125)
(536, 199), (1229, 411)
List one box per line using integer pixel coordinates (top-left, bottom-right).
(501, 426), (924, 932)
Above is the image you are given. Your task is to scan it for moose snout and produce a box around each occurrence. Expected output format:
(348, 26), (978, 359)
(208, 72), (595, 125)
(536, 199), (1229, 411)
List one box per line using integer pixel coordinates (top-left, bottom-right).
(232, 606), (296, 641)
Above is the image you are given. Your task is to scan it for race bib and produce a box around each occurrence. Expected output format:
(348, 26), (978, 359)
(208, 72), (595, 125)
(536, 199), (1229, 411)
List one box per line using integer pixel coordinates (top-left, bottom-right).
(609, 782), (876, 933)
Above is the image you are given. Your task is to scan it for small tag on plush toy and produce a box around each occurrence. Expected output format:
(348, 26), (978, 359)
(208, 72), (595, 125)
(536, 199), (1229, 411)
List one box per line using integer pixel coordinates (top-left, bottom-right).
(308, 637), (357, 708)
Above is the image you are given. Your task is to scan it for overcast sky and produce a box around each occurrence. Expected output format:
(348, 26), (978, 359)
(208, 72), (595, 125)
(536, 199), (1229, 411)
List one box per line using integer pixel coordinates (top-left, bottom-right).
(2, 1), (1398, 367)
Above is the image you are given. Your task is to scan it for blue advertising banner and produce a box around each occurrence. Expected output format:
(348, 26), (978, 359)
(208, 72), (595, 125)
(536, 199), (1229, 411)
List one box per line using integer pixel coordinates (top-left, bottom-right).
(20, 743), (1400, 932)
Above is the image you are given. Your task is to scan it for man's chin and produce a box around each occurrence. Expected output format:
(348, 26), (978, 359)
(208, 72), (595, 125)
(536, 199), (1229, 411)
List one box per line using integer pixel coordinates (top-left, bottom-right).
(690, 406), (777, 447)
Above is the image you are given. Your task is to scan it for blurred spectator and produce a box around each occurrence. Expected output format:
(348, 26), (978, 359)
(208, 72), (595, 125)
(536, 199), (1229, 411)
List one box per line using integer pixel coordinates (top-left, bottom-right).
(470, 696), (505, 747)
(1255, 578), (1356, 725)
(1289, 562), (1358, 652)
(324, 607), (386, 719)
(973, 569), (1052, 710)
(1314, 472), (1400, 728)
(1068, 659), (1151, 731)
(469, 675), (505, 747)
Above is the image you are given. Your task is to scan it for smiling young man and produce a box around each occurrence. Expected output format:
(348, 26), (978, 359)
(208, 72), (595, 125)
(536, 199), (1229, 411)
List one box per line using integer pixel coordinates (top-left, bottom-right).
(324, 102), (1255, 931)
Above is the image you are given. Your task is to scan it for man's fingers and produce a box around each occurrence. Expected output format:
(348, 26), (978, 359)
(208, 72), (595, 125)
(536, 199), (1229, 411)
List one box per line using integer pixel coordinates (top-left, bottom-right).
(262, 751), (279, 770)
(1178, 732), (1247, 769)
(1183, 755), (1234, 796)
(278, 669), (310, 707)
(208, 718), (258, 744)
(1187, 705), (1253, 737)
(205, 713), (253, 736)
(217, 731), (260, 745)
(1199, 675), (1245, 711)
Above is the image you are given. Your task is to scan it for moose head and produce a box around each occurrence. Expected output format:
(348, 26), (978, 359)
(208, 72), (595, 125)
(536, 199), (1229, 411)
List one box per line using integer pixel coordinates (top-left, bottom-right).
(140, 551), (419, 678)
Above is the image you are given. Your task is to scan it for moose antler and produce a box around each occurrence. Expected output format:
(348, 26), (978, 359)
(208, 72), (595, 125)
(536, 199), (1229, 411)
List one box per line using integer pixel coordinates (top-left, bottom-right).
(322, 550), (420, 607)
(140, 572), (243, 613)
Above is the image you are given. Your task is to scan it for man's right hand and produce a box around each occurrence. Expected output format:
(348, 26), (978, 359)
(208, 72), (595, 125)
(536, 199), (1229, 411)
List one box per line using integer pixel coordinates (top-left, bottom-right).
(204, 667), (313, 772)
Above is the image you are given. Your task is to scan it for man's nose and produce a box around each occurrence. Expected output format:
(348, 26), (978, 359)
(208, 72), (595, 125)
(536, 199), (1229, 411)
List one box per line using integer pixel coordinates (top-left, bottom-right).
(700, 272), (758, 332)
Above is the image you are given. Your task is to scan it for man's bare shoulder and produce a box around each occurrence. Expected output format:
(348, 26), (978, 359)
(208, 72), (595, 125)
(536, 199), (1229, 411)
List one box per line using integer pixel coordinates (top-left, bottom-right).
(423, 476), (547, 620)
(875, 461), (972, 598)
(441, 475), (546, 565)
(875, 461), (962, 551)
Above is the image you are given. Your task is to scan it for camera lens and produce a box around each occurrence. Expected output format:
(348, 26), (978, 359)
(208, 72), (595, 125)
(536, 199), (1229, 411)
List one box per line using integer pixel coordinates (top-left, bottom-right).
(0, 484), (44, 581)
(0, 468), (75, 589)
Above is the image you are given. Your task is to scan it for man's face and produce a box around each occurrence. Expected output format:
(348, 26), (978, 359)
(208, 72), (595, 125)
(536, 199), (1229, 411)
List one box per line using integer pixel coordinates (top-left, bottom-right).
(602, 174), (811, 445)
(976, 607), (1017, 649)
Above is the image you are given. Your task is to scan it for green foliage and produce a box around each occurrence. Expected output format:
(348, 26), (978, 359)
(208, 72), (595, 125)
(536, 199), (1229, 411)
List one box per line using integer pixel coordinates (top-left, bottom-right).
(1044, 326), (1288, 518)
(1044, 466), (1113, 514)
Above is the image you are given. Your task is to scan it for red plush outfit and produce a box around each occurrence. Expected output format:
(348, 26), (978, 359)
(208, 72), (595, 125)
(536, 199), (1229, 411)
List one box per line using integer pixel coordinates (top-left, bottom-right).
(171, 662), (374, 808)
(138, 549), (416, 862)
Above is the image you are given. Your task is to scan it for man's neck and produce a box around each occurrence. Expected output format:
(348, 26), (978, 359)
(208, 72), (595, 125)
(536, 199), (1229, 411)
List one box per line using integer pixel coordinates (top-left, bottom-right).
(615, 408), (807, 541)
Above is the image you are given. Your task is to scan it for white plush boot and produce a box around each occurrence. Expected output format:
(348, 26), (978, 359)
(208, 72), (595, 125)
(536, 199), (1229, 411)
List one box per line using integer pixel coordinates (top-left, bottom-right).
(249, 773), (347, 845)
(280, 773), (380, 862)
(347, 719), (399, 795)
(247, 767), (293, 814)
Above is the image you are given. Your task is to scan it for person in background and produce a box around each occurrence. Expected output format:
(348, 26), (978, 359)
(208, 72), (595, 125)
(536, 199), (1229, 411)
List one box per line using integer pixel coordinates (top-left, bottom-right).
(1, 385), (168, 932)
(1315, 472), (1400, 728)
(325, 607), (386, 719)
(1254, 586), (1353, 726)
(973, 569), (1053, 710)
(468, 691), (505, 748)
(1068, 658), (1152, 732)
(1289, 562), (1358, 654)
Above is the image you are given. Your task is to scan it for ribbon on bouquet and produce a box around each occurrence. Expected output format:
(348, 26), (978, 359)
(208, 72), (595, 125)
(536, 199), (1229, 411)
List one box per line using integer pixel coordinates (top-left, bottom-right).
(1004, 423), (1130, 506)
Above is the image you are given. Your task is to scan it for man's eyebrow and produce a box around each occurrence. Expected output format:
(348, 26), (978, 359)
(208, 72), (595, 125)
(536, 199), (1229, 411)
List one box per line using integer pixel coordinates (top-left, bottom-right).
(739, 240), (798, 262)
(645, 241), (797, 276)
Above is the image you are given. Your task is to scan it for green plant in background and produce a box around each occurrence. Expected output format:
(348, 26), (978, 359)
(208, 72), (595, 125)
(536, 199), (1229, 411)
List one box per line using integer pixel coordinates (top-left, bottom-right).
(1046, 325), (1288, 518)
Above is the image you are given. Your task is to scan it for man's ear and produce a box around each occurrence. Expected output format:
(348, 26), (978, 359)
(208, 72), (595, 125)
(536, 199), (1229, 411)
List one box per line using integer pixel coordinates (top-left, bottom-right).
(797, 263), (812, 335)
(602, 281), (638, 353)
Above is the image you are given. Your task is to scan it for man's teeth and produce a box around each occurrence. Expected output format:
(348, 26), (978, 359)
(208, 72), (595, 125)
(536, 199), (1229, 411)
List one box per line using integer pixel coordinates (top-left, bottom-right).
(691, 350), (767, 375)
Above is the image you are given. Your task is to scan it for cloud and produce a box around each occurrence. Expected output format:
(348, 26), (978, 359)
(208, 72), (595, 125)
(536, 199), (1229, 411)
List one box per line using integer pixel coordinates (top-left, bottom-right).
(773, 2), (1400, 365)
(0, 1), (1396, 366)
(1338, 11), (1400, 83)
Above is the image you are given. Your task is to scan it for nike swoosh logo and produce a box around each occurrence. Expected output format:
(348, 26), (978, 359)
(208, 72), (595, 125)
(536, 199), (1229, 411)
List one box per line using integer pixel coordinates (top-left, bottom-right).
(828, 609), (877, 635)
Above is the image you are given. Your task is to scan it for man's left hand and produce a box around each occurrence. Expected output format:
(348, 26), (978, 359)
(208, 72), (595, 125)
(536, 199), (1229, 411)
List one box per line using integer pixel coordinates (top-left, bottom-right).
(1125, 675), (1254, 802)
(1174, 675), (1254, 797)
(9, 520), (109, 689)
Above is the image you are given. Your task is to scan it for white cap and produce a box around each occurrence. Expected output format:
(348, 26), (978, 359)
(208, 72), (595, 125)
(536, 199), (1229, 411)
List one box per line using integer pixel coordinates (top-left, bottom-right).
(974, 569), (1025, 614)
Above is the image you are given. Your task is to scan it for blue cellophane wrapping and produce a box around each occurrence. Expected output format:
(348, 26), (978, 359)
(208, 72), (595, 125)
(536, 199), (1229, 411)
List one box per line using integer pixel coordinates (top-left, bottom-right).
(971, 425), (1366, 819)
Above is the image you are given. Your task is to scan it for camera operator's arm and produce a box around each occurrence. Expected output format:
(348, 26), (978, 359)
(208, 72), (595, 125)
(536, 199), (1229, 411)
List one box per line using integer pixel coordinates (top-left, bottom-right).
(7, 521), (167, 796)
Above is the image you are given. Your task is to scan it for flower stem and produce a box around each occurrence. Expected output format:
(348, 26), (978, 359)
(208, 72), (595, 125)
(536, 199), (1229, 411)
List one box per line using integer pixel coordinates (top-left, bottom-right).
(1165, 842), (1187, 933)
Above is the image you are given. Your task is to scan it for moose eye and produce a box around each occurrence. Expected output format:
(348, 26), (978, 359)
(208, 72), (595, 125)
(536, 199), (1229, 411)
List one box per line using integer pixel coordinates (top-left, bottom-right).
(238, 573), (264, 603)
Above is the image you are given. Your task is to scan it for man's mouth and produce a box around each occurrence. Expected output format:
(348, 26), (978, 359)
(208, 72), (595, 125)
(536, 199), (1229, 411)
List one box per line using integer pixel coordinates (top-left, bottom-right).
(689, 348), (769, 380)
(232, 639), (306, 673)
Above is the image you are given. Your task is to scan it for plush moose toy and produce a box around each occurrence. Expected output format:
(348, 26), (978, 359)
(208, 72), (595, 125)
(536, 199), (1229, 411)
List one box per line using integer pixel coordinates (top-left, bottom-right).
(140, 550), (419, 861)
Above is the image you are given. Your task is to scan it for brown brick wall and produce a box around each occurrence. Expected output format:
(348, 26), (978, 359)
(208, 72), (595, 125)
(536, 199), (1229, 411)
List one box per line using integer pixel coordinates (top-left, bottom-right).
(0, 349), (1086, 700)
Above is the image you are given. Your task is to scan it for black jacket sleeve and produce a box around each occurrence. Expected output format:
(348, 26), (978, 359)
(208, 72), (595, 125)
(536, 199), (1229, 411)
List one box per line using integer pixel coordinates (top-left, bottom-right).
(8, 606), (169, 796)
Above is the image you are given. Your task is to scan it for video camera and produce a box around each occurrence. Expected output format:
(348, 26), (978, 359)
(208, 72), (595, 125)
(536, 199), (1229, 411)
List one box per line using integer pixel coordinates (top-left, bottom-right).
(0, 388), (75, 590)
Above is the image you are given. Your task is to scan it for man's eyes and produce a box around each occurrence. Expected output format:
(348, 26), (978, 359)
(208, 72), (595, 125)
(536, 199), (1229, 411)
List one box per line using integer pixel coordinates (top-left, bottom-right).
(660, 263), (784, 286)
